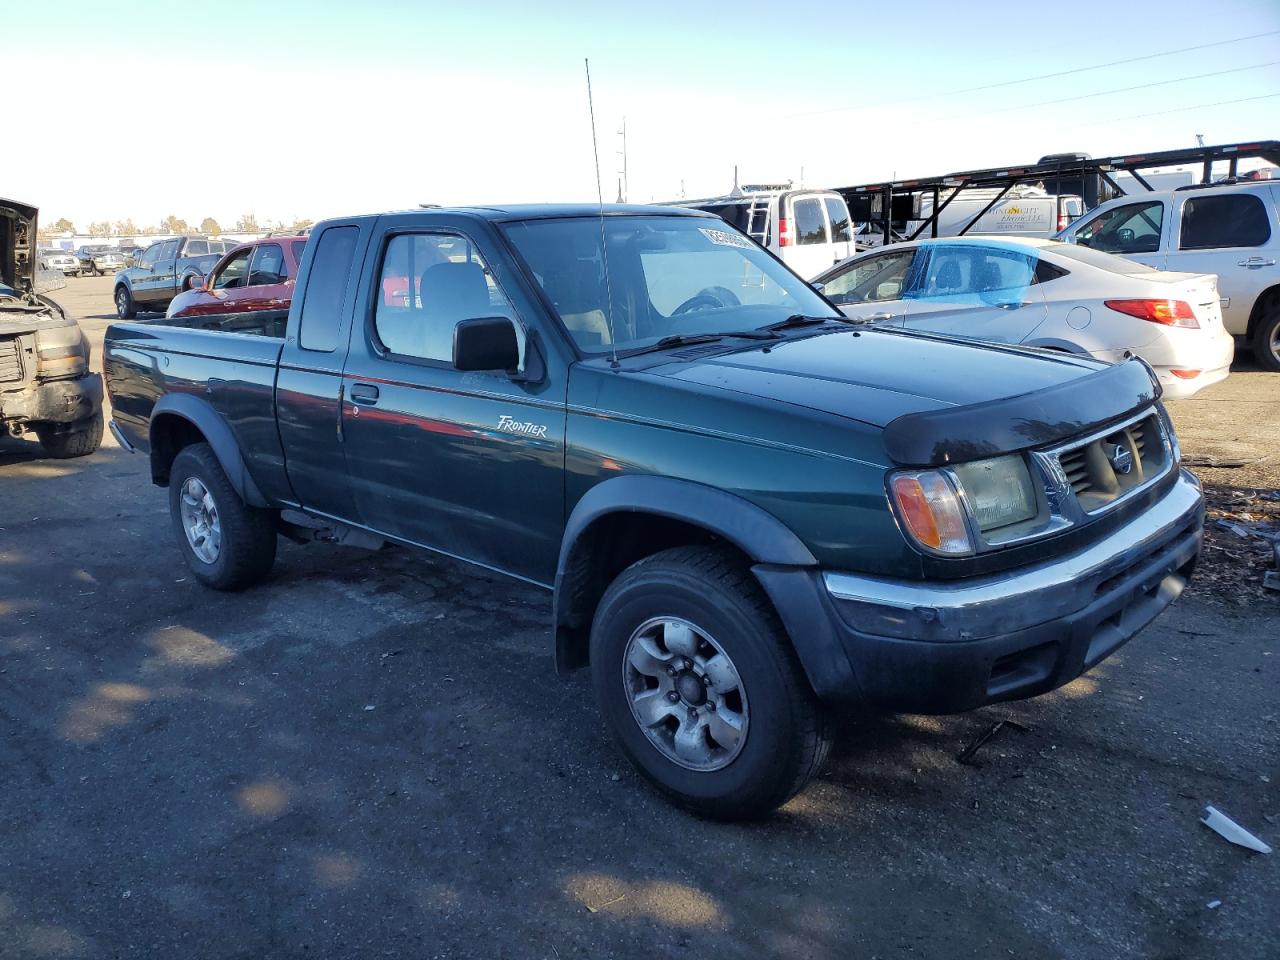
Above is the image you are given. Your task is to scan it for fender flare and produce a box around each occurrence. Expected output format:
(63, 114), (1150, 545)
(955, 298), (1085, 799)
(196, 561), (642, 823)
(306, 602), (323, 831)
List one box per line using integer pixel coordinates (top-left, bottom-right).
(149, 393), (269, 507)
(553, 475), (839, 676)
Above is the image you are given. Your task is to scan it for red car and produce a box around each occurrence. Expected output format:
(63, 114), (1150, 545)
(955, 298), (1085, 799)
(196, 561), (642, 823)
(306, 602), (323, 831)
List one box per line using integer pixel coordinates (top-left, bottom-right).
(165, 236), (308, 320)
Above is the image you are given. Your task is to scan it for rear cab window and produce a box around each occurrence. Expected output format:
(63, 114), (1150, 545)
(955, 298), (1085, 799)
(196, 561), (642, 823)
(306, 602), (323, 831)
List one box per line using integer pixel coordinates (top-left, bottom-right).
(298, 226), (358, 352)
(1179, 193), (1272, 249)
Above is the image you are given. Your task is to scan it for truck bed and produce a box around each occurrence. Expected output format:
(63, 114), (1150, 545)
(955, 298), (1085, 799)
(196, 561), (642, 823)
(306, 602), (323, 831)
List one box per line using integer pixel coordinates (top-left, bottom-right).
(104, 314), (293, 504)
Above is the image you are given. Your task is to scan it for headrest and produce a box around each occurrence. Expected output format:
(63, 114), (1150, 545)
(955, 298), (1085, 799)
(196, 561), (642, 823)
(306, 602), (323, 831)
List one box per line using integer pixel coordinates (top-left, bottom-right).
(935, 260), (962, 290)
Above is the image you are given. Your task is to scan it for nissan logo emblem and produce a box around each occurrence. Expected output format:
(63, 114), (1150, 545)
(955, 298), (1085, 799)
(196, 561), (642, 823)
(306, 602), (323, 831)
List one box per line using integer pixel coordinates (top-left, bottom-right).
(1109, 443), (1134, 475)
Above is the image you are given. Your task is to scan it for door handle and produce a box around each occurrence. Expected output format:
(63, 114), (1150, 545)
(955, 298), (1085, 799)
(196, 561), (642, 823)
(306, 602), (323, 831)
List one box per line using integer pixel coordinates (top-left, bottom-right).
(1238, 257), (1276, 268)
(349, 383), (380, 404)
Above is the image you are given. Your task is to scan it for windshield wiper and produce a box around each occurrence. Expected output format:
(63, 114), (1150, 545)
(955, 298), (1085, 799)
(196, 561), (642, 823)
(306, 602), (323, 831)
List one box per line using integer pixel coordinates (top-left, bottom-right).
(631, 330), (782, 355)
(766, 314), (848, 331)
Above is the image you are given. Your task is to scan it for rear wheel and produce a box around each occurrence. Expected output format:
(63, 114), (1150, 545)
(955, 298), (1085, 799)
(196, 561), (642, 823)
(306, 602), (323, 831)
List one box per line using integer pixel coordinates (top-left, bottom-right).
(1252, 306), (1280, 373)
(36, 413), (103, 459)
(590, 545), (831, 820)
(168, 443), (277, 590)
(115, 285), (136, 319)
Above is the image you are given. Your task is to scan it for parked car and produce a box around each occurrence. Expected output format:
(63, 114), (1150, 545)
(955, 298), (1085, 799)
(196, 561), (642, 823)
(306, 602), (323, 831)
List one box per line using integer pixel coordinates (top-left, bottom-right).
(813, 236), (1234, 398)
(1054, 180), (1280, 371)
(103, 203), (1203, 819)
(673, 187), (856, 277)
(117, 243), (145, 264)
(112, 236), (238, 318)
(165, 235), (308, 320)
(75, 244), (126, 276)
(2, 199), (104, 457)
(40, 249), (80, 275)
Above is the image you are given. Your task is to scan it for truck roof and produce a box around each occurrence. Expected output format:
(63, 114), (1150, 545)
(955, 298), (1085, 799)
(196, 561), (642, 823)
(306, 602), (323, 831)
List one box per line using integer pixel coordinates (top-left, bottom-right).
(373, 203), (716, 223)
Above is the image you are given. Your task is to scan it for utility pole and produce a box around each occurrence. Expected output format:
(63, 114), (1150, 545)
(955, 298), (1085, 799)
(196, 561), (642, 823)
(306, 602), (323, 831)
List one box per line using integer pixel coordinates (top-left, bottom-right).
(616, 117), (628, 203)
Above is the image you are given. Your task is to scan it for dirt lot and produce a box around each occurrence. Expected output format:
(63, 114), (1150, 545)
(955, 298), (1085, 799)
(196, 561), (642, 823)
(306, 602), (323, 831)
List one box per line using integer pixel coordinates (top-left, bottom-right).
(2, 276), (1277, 959)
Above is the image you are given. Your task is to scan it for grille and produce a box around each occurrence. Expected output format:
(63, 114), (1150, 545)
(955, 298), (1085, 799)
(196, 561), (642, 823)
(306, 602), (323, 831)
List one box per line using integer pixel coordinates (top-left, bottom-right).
(1053, 414), (1169, 515)
(0, 338), (23, 383)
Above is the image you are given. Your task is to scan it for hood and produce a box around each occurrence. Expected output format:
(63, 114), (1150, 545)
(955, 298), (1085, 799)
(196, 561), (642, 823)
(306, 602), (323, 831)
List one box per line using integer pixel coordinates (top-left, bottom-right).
(1, 197), (38, 295)
(653, 328), (1108, 428)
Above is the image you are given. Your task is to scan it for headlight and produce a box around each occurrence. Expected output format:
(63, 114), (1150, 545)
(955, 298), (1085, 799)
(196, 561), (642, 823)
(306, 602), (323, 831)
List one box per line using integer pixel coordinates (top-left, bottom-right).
(888, 454), (1038, 557)
(35, 324), (89, 379)
(951, 455), (1037, 532)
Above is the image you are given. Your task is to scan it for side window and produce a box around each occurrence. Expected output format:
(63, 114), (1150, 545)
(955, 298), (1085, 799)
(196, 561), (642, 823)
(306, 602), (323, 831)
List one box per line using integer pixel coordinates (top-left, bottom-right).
(185, 239), (209, 256)
(1180, 194), (1271, 250)
(793, 198), (828, 245)
(1075, 201), (1163, 254)
(212, 249), (252, 289)
(823, 197), (853, 243)
(374, 233), (519, 364)
(298, 226), (357, 352)
(822, 250), (914, 304)
(139, 244), (160, 268)
(290, 240), (307, 271)
(913, 247), (1037, 301)
(248, 244), (285, 285)
(158, 239), (180, 261)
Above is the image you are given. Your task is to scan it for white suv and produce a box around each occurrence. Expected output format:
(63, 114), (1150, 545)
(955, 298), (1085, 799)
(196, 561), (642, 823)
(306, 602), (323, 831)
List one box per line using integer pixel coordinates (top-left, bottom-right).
(1054, 180), (1280, 371)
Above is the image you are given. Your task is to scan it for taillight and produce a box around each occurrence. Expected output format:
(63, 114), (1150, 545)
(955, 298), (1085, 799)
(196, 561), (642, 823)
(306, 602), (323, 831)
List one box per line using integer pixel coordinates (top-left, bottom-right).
(1104, 299), (1199, 329)
(1170, 369), (1201, 379)
(778, 217), (793, 247)
(1057, 212), (1069, 231)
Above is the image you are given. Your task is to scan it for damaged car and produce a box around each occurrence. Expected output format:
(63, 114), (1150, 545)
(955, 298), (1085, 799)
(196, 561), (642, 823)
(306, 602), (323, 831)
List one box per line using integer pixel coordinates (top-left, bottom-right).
(1, 198), (104, 458)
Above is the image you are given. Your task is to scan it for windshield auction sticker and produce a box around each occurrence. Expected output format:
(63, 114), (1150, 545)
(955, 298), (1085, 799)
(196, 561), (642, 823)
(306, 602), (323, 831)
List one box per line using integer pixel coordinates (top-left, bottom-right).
(699, 227), (753, 248)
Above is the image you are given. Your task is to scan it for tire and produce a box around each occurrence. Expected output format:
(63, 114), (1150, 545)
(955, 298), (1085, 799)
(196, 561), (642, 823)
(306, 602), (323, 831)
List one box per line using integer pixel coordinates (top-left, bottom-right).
(115, 285), (137, 319)
(168, 443), (277, 590)
(590, 545), (831, 820)
(1252, 306), (1280, 373)
(36, 413), (103, 459)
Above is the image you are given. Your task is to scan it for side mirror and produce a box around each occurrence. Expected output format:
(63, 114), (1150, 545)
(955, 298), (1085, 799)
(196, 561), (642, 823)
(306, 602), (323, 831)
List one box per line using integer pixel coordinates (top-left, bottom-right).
(454, 316), (519, 372)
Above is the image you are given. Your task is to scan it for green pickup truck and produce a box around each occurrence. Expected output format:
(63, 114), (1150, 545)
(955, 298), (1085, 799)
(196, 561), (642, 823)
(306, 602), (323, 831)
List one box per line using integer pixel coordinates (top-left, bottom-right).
(104, 204), (1204, 818)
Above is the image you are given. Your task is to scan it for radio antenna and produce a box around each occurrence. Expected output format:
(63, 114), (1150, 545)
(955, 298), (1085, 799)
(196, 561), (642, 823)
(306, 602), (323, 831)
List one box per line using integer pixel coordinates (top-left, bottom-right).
(584, 58), (620, 368)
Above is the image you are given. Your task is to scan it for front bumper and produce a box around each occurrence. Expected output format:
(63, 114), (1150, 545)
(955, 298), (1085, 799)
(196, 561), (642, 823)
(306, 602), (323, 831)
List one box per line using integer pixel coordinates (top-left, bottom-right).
(0, 373), (103, 430)
(756, 470), (1204, 714)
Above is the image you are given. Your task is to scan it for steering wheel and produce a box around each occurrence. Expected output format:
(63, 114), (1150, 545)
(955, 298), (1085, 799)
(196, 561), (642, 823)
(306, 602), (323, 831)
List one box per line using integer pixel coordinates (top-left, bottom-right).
(672, 286), (742, 316)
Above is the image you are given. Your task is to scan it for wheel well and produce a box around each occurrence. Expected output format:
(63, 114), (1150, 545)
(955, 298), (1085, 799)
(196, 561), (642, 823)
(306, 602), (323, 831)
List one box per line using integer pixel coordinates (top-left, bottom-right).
(554, 512), (752, 672)
(1246, 284), (1280, 337)
(150, 414), (207, 487)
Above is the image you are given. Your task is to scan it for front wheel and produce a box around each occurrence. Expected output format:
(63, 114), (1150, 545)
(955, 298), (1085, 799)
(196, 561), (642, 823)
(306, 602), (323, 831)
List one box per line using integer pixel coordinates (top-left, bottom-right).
(36, 413), (103, 459)
(168, 443), (277, 590)
(1253, 307), (1280, 373)
(590, 546), (831, 820)
(115, 285), (136, 319)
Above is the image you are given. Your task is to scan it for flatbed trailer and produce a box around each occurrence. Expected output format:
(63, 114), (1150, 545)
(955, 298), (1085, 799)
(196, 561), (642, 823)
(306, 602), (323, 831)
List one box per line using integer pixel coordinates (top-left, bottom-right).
(838, 140), (1280, 247)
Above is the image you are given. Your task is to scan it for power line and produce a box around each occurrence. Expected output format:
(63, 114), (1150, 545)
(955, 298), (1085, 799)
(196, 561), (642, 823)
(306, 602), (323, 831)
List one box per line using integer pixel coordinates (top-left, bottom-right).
(1092, 91), (1280, 124)
(791, 29), (1280, 118)
(954, 60), (1280, 119)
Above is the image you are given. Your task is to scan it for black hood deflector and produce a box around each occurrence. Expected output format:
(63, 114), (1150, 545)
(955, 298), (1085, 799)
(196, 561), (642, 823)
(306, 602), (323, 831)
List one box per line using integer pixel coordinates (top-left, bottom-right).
(882, 358), (1161, 467)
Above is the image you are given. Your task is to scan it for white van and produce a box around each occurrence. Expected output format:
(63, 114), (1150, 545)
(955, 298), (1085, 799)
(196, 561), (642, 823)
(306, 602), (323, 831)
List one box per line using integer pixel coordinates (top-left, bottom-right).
(675, 188), (856, 279)
(906, 185), (1084, 241)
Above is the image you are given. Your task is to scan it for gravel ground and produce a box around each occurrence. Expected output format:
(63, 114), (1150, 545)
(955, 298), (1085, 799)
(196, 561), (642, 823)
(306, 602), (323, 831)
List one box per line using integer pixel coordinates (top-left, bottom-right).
(1, 276), (1276, 959)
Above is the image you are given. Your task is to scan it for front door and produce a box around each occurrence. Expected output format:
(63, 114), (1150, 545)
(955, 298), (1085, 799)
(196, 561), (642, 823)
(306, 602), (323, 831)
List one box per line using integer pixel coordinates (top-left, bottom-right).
(340, 228), (565, 583)
(1163, 189), (1279, 336)
(148, 238), (180, 304)
(902, 243), (1047, 344)
(820, 247), (916, 325)
(129, 242), (161, 303)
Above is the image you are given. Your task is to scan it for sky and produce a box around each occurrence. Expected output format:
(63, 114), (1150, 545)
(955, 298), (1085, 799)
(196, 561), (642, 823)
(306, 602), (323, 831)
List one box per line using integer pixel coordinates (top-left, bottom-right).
(5, 0), (1279, 232)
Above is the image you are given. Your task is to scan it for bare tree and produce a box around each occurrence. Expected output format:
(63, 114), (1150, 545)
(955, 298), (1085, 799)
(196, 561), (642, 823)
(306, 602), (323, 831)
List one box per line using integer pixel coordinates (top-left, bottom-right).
(37, 217), (77, 239)
(290, 218), (314, 233)
(160, 215), (190, 235)
(234, 213), (260, 234)
(88, 221), (113, 238)
(199, 217), (222, 236)
(114, 218), (140, 236)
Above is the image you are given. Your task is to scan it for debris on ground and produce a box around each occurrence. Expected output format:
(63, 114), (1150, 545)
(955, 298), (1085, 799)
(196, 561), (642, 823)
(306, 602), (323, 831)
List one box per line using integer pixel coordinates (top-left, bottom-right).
(957, 719), (1030, 767)
(1201, 805), (1273, 854)
(1191, 484), (1280, 604)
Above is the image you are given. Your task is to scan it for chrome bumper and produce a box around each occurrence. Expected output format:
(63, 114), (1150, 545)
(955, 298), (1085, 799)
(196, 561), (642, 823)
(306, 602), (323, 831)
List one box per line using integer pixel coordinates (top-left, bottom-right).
(824, 470), (1204, 643)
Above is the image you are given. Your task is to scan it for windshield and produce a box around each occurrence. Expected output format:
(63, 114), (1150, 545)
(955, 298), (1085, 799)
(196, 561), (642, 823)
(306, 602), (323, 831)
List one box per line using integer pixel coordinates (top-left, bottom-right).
(502, 215), (837, 354)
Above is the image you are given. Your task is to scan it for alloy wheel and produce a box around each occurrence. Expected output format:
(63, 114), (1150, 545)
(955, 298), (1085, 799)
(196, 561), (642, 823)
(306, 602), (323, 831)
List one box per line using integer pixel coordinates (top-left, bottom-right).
(179, 477), (221, 564)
